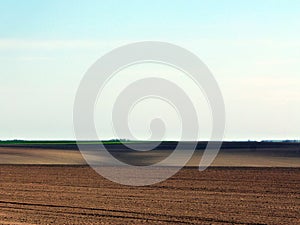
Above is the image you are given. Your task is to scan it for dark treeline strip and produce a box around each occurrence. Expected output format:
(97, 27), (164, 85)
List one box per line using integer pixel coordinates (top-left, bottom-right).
(0, 140), (299, 151)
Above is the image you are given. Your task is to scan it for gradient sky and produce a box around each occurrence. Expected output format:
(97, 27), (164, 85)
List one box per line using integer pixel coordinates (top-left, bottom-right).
(0, 0), (299, 140)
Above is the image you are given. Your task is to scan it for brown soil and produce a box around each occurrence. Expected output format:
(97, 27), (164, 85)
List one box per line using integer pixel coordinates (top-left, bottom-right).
(0, 165), (299, 224)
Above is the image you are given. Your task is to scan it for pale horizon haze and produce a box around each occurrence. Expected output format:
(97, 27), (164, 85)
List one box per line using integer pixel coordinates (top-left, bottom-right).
(1, 0), (299, 141)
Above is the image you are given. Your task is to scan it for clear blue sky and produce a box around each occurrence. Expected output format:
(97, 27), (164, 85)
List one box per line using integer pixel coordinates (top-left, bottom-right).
(0, 0), (299, 140)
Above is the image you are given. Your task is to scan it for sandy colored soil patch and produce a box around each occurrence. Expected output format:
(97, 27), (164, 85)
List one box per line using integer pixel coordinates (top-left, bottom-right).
(0, 147), (299, 167)
(0, 148), (85, 165)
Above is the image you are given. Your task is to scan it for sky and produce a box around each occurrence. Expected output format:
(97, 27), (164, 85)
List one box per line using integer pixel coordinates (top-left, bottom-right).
(0, 0), (299, 141)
